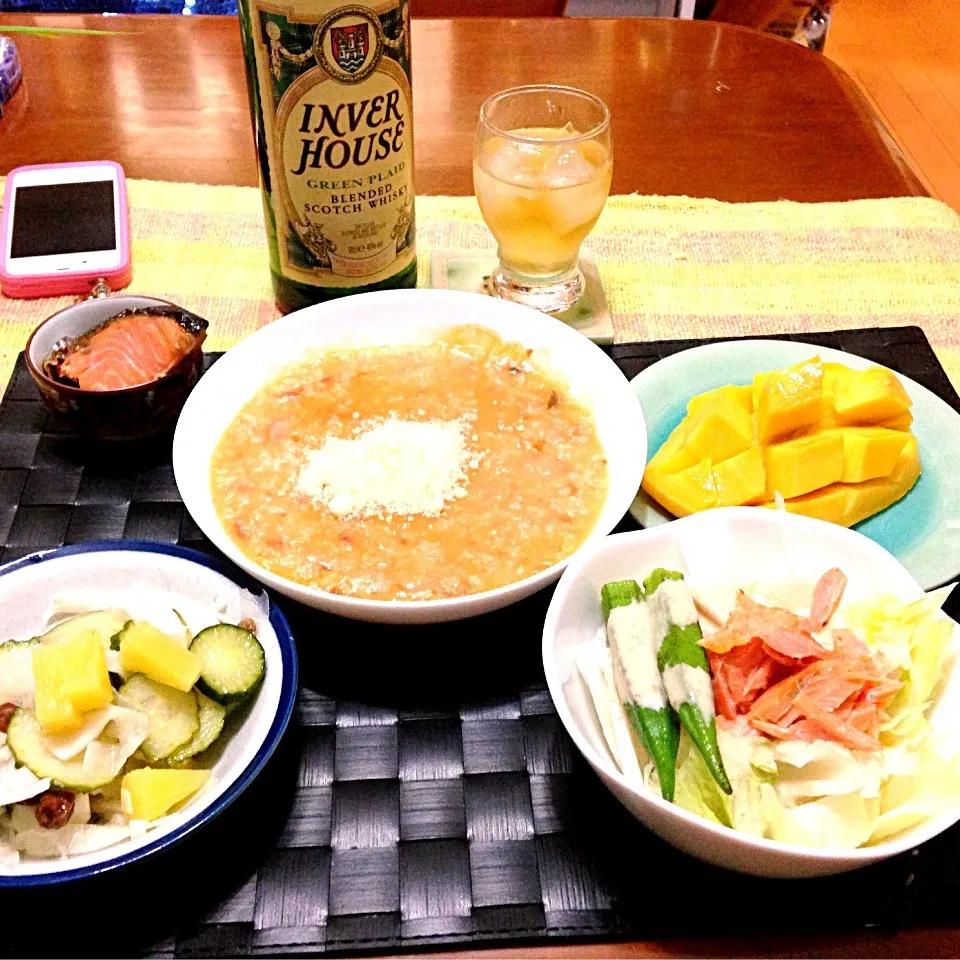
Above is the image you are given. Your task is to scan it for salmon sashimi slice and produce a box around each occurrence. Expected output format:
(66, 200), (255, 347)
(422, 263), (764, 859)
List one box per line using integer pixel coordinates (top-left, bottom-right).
(58, 312), (199, 391)
(806, 567), (848, 631)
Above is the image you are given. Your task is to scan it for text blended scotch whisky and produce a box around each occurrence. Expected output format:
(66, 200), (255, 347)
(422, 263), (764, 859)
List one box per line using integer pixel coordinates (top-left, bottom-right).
(239, 0), (417, 312)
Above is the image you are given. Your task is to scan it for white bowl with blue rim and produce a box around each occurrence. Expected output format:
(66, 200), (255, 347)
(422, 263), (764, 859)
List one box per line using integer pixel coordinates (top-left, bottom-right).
(0, 540), (297, 886)
(543, 507), (960, 878)
(630, 339), (960, 590)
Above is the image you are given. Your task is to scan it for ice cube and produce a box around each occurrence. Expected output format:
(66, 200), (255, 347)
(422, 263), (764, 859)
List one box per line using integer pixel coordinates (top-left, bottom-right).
(484, 138), (550, 187)
(541, 144), (597, 189)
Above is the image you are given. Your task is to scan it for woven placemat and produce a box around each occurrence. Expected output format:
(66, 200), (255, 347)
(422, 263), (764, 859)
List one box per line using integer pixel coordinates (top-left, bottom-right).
(3, 326), (960, 959)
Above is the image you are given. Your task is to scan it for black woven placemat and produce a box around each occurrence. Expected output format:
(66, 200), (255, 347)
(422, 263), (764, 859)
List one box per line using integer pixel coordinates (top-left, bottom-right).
(3, 325), (960, 958)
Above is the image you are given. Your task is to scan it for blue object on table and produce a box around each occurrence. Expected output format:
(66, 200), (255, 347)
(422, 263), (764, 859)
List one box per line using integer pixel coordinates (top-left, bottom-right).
(0, 36), (22, 116)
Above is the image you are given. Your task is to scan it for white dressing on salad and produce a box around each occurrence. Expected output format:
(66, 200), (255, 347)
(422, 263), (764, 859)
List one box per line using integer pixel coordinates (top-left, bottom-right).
(606, 601), (666, 710)
(647, 578), (699, 632)
(661, 664), (715, 722)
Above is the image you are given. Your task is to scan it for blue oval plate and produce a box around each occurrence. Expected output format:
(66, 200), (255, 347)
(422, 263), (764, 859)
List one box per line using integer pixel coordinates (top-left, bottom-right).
(629, 339), (960, 590)
(0, 540), (298, 887)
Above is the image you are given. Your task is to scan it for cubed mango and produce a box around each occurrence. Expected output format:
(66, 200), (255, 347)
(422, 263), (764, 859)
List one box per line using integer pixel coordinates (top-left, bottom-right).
(777, 434), (920, 528)
(876, 411), (914, 431)
(643, 356), (919, 528)
(764, 431), (845, 500)
(687, 384), (753, 417)
(755, 359), (823, 443)
(833, 366), (912, 424)
(642, 458), (718, 517)
(713, 445), (766, 506)
(835, 427), (909, 483)
(683, 397), (754, 464)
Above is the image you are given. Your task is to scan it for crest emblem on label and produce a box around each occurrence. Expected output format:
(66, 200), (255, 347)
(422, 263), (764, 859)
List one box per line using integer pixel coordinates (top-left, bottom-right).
(330, 23), (368, 73)
(314, 5), (383, 84)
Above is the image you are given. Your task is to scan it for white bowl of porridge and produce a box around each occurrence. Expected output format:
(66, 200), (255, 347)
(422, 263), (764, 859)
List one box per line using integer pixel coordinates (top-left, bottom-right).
(172, 289), (646, 624)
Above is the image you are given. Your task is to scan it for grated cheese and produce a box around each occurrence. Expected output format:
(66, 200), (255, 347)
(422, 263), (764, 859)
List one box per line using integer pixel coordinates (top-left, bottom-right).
(297, 416), (480, 518)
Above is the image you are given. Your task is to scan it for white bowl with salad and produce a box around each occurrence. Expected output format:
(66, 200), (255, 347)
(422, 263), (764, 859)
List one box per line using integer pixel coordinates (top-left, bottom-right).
(542, 508), (960, 878)
(0, 541), (297, 884)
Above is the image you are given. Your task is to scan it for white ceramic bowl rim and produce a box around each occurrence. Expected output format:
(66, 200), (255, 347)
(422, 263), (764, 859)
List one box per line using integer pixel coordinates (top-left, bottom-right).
(173, 289), (647, 623)
(0, 540), (299, 887)
(543, 508), (960, 865)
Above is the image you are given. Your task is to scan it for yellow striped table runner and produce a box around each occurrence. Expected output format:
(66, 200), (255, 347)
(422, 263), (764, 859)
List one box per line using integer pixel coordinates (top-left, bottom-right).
(2, 181), (959, 390)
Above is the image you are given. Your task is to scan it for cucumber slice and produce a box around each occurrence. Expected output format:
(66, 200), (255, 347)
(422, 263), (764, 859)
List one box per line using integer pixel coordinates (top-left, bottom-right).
(6, 708), (116, 791)
(166, 691), (226, 764)
(190, 625), (265, 705)
(110, 620), (135, 652)
(117, 674), (199, 762)
(41, 610), (129, 649)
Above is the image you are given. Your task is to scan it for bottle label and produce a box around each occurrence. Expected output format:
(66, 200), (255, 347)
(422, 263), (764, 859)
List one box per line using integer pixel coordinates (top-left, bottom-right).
(250, 0), (415, 288)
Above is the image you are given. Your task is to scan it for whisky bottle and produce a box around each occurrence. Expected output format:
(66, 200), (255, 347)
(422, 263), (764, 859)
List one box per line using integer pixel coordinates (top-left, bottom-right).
(238, 0), (417, 313)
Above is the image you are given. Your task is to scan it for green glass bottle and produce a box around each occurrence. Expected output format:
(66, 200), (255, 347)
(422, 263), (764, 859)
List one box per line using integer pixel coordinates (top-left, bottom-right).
(238, 0), (417, 313)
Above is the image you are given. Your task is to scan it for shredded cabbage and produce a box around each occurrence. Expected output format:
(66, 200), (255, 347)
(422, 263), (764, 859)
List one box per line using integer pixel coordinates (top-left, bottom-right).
(581, 585), (960, 849)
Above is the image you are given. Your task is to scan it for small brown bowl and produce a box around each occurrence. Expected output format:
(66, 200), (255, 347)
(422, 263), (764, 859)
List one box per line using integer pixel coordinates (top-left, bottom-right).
(25, 295), (209, 441)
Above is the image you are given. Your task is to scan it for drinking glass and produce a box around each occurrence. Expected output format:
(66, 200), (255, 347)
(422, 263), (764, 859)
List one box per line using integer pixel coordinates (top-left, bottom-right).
(473, 85), (613, 313)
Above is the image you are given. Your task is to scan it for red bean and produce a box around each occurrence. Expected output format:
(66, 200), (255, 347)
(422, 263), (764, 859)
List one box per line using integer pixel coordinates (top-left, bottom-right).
(0, 703), (16, 734)
(34, 790), (75, 829)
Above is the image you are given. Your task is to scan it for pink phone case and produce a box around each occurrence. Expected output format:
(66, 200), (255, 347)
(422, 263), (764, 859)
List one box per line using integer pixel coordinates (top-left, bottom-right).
(0, 161), (132, 299)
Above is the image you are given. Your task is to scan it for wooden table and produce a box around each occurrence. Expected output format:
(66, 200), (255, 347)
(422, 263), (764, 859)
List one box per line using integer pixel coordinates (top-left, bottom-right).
(0, 14), (924, 202)
(0, 13), (946, 960)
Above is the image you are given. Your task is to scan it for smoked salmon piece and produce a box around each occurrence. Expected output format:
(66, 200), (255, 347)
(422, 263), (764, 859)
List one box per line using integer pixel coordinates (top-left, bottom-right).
(53, 311), (201, 391)
(705, 568), (901, 751)
(807, 567), (848, 631)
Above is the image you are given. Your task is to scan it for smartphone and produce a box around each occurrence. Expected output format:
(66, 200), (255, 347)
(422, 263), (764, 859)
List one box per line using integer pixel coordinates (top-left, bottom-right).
(0, 161), (132, 299)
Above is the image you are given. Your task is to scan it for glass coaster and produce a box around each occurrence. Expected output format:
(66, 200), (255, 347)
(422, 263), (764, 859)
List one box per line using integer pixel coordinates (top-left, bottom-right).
(429, 249), (613, 345)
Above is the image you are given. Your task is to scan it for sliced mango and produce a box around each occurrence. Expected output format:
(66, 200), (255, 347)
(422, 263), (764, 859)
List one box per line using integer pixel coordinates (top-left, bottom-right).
(755, 358), (823, 443)
(643, 354), (919, 528)
(876, 411), (914, 432)
(832, 366), (912, 424)
(835, 427), (910, 483)
(764, 431), (844, 500)
(645, 419), (692, 475)
(684, 398), (754, 464)
(121, 767), (211, 821)
(118, 622), (202, 693)
(777, 434), (920, 528)
(713, 445), (766, 506)
(687, 384), (753, 417)
(771, 484), (849, 525)
(642, 458), (718, 517)
(32, 630), (113, 733)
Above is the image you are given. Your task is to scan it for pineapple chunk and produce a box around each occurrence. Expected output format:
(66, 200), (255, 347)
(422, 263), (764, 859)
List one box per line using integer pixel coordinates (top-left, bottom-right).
(121, 768), (211, 821)
(118, 622), (202, 692)
(32, 630), (113, 733)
